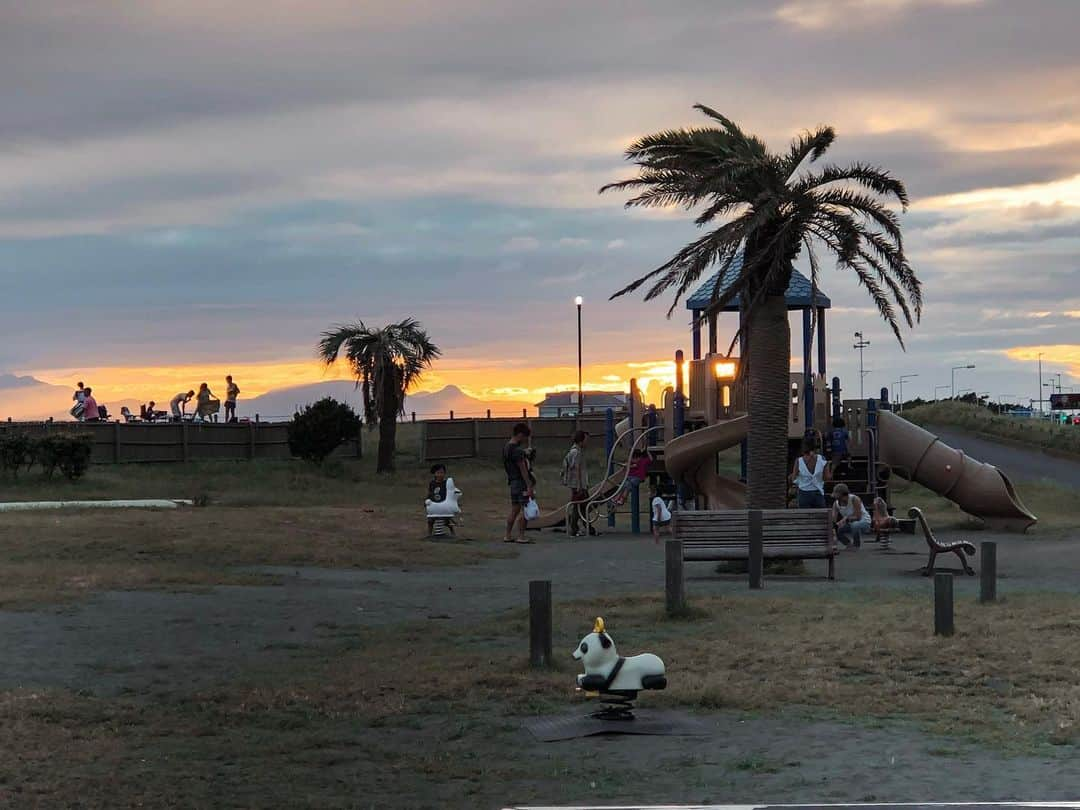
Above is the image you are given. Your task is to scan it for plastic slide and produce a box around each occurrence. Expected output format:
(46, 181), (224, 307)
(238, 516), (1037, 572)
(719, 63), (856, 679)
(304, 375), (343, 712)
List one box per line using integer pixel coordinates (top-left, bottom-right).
(663, 416), (748, 509)
(525, 417), (647, 531)
(876, 410), (1037, 532)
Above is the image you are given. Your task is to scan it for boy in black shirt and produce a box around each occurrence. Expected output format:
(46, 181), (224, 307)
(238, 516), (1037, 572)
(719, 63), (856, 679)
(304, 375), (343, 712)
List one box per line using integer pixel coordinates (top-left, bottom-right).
(427, 463), (448, 536)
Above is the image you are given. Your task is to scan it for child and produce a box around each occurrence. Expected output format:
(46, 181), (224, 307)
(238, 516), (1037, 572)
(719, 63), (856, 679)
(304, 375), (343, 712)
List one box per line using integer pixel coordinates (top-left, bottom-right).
(613, 449), (651, 506)
(649, 486), (672, 544)
(426, 464), (448, 536)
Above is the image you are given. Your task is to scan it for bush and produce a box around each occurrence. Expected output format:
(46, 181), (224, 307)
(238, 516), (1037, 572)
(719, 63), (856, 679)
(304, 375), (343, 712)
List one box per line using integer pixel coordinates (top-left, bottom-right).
(0, 431), (94, 480)
(287, 398), (361, 464)
(36, 433), (94, 480)
(0, 432), (35, 478)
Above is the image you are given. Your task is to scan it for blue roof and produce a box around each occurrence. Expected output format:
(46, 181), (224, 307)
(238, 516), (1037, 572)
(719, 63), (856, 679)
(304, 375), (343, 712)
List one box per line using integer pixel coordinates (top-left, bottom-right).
(685, 253), (831, 311)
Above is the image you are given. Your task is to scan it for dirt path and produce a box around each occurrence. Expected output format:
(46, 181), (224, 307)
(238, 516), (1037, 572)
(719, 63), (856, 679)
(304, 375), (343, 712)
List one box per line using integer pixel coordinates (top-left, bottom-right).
(2, 524), (1079, 698)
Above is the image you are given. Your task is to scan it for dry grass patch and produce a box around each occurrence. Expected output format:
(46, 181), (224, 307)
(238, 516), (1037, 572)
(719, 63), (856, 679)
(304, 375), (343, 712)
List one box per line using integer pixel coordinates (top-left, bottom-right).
(4, 589), (1080, 805)
(906, 401), (1080, 458)
(0, 506), (514, 608)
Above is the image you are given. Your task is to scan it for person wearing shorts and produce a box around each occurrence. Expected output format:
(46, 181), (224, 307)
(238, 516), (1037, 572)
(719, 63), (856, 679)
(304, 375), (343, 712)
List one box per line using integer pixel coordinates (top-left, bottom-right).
(502, 422), (534, 544)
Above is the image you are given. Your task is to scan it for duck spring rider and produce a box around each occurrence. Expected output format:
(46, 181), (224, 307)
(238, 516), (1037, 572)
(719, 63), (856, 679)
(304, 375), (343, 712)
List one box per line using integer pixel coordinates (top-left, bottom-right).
(573, 617), (666, 720)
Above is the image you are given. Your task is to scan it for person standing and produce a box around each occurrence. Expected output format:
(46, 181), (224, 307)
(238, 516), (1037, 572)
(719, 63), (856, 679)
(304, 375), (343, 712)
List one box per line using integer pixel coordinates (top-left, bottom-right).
(561, 430), (590, 537)
(71, 381), (87, 420)
(195, 382), (217, 421)
(81, 387), (100, 422)
(502, 423), (534, 544)
(790, 436), (830, 508)
(224, 375), (240, 422)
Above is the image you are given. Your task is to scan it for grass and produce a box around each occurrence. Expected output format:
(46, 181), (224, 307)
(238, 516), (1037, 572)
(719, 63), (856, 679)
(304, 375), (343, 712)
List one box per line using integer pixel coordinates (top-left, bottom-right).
(905, 401), (1080, 457)
(891, 477), (1079, 533)
(4, 589), (1080, 806)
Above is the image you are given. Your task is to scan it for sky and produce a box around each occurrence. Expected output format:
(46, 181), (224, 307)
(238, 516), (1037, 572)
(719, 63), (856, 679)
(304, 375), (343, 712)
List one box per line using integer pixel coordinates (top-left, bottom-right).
(2, 0), (1079, 416)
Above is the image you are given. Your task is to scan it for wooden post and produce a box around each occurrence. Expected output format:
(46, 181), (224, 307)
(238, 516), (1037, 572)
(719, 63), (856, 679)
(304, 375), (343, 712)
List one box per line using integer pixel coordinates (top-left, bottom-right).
(411, 411), (416, 423)
(748, 509), (764, 589)
(665, 540), (685, 615)
(486, 408), (491, 419)
(113, 421), (121, 463)
(529, 580), (552, 668)
(248, 421), (256, 460)
(934, 573), (954, 636)
(449, 410), (454, 420)
(522, 408), (527, 418)
(980, 541), (997, 603)
(181, 422), (189, 462)
(472, 420), (481, 457)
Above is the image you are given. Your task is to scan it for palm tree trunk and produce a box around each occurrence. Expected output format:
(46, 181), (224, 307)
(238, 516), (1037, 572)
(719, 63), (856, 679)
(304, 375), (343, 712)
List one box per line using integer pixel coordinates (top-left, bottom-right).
(745, 293), (791, 509)
(376, 391), (399, 474)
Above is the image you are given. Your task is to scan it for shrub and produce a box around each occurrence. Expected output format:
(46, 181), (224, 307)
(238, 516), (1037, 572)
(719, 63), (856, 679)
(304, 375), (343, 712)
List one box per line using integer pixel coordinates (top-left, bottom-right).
(35, 433), (94, 480)
(0, 432), (34, 478)
(287, 397), (361, 464)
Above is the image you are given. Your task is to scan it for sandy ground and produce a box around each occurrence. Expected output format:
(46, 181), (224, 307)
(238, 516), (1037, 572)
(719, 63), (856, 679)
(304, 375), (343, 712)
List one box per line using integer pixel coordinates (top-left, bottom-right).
(3, 431), (1080, 806)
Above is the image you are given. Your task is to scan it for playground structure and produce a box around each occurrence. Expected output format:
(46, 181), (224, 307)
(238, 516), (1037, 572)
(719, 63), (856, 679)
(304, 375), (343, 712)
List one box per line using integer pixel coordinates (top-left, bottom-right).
(529, 267), (1037, 535)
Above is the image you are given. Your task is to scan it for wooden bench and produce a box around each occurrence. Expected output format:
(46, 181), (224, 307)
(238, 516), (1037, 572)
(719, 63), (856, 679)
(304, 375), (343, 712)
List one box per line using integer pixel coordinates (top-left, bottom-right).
(673, 508), (837, 580)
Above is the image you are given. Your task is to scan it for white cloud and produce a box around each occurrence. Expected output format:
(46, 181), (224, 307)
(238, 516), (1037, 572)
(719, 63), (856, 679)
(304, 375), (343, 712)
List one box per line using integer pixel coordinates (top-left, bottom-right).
(606, 239), (626, 250)
(502, 236), (541, 252)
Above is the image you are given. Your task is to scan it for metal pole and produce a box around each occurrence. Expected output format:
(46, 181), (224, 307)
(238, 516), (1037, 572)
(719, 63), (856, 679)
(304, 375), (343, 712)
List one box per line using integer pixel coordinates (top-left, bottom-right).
(577, 300), (583, 418)
(854, 332), (870, 401)
(629, 379), (640, 535)
(1038, 352), (1043, 414)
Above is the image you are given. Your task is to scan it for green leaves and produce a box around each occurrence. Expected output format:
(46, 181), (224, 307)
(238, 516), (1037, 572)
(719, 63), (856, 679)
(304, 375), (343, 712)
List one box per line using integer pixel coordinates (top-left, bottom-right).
(602, 105), (921, 347)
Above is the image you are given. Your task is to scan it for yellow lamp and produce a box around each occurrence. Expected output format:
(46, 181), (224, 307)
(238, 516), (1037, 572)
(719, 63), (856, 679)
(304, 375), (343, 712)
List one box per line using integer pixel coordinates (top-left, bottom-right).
(714, 360), (737, 380)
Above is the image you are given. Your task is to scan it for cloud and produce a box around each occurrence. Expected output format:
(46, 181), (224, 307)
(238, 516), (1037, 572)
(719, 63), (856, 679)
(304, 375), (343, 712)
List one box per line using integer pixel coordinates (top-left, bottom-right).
(774, 0), (982, 30)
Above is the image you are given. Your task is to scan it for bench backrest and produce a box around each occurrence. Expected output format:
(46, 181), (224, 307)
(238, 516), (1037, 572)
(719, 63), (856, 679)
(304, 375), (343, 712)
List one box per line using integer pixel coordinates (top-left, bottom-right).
(673, 508), (832, 547)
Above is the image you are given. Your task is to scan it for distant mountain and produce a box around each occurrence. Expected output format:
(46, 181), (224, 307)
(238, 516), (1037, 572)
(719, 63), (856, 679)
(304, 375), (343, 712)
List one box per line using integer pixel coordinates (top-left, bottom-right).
(0, 373), (48, 390)
(242, 382), (531, 421)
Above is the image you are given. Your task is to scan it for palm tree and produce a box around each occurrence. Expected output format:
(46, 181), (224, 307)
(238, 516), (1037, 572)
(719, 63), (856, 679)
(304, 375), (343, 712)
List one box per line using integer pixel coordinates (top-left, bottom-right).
(317, 319), (441, 473)
(602, 106), (922, 508)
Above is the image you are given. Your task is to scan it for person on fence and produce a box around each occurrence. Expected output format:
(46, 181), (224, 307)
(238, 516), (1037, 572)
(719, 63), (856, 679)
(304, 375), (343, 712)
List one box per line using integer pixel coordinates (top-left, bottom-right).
(561, 430), (590, 537)
(224, 375), (240, 422)
(831, 483), (871, 549)
(502, 423), (534, 544)
(791, 435), (830, 508)
(81, 387), (100, 422)
(143, 401), (158, 422)
(426, 463), (448, 536)
(71, 381), (87, 420)
(171, 390), (195, 421)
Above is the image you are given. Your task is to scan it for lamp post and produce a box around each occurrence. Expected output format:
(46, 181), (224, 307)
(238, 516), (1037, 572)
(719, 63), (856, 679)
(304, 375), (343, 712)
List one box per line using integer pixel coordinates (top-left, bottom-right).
(951, 364), (975, 399)
(898, 373), (919, 412)
(1037, 352), (1043, 414)
(853, 331), (871, 400)
(574, 296), (583, 418)
(934, 385), (950, 401)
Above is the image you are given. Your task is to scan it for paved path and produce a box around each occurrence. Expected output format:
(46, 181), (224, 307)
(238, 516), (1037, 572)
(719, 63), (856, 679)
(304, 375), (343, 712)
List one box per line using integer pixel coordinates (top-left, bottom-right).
(929, 424), (1080, 487)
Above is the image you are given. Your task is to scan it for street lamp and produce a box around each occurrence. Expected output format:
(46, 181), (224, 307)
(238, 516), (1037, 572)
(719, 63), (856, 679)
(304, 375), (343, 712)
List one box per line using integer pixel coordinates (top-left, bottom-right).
(898, 373), (918, 412)
(853, 332), (871, 400)
(951, 364), (975, 399)
(575, 296), (583, 418)
(934, 385), (950, 401)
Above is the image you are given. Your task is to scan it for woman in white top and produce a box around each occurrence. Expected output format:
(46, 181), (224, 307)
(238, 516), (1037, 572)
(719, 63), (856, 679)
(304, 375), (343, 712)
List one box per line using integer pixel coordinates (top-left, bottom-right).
(830, 483), (871, 549)
(790, 436), (830, 508)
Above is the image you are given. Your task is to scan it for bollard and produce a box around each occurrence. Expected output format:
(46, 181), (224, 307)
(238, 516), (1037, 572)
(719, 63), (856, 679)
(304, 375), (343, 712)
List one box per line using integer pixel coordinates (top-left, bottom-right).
(748, 509), (764, 589)
(665, 541), (685, 615)
(529, 580), (553, 667)
(934, 573), (954, 636)
(980, 541), (997, 603)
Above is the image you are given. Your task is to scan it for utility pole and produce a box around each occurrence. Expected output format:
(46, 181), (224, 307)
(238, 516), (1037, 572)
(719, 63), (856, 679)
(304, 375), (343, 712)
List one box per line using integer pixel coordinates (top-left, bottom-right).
(853, 331), (870, 400)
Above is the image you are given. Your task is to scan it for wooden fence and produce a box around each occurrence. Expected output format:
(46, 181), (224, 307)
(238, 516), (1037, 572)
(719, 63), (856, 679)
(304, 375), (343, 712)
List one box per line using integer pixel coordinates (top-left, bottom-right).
(420, 415), (617, 463)
(0, 421), (361, 464)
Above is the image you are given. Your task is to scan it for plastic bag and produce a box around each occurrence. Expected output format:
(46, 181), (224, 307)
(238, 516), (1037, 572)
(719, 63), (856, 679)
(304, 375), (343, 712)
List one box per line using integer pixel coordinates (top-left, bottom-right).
(523, 498), (540, 521)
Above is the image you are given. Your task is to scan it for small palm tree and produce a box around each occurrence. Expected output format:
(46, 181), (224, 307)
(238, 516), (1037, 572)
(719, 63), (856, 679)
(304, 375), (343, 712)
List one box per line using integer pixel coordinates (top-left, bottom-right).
(602, 106), (922, 508)
(317, 319), (441, 473)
